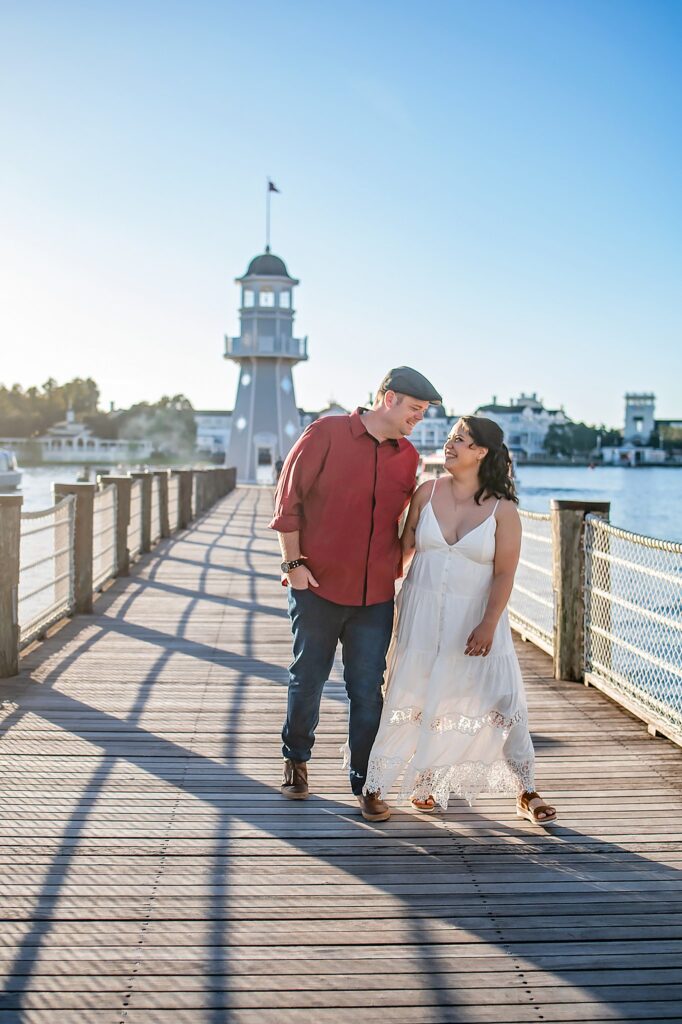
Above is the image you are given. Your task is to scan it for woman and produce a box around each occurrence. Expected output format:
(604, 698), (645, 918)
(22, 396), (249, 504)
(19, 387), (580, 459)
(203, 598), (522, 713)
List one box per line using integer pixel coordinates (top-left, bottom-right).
(364, 416), (556, 824)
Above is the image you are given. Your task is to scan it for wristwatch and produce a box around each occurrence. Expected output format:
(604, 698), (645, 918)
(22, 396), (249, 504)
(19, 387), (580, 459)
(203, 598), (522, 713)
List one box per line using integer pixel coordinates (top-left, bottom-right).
(281, 558), (305, 573)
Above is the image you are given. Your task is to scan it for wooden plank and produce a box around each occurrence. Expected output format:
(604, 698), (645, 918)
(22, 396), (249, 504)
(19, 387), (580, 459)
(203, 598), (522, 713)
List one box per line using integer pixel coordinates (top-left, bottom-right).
(0, 486), (681, 1020)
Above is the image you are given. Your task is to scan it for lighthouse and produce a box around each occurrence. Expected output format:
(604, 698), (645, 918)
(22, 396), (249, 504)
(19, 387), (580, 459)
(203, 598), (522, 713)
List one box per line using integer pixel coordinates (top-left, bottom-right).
(224, 249), (308, 482)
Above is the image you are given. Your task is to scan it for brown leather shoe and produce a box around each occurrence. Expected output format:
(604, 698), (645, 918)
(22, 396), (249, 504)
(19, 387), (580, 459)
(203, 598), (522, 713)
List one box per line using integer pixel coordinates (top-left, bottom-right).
(281, 758), (309, 800)
(357, 792), (391, 822)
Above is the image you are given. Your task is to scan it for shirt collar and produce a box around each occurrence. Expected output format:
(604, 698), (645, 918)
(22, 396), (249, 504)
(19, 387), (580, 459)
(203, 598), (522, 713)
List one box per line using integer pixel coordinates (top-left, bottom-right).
(351, 408), (400, 448)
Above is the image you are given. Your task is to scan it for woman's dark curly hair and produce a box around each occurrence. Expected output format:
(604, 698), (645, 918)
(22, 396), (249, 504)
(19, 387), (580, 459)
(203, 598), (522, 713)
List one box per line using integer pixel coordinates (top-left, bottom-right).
(459, 415), (518, 505)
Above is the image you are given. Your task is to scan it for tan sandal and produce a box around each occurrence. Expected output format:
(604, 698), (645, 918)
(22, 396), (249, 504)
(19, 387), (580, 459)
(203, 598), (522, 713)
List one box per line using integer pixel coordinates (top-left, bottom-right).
(516, 790), (557, 825)
(411, 795), (438, 813)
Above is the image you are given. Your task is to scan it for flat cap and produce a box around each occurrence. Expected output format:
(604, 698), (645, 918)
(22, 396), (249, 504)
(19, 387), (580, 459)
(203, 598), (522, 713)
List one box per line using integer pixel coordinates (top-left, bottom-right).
(379, 366), (442, 404)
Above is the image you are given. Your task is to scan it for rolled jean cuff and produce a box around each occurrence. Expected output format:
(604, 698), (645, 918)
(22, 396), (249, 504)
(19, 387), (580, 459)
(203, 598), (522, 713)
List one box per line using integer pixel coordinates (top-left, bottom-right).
(349, 767), (366, 796)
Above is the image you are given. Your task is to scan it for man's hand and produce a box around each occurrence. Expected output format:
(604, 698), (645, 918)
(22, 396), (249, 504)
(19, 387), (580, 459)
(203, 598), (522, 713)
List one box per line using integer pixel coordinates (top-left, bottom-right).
(464, 621), (495, 657)
(288, 564), (319, 590)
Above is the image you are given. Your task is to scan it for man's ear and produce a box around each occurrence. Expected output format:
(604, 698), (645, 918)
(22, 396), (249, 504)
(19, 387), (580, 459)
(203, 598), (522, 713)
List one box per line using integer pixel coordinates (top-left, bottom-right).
(384, 389), (398, 409)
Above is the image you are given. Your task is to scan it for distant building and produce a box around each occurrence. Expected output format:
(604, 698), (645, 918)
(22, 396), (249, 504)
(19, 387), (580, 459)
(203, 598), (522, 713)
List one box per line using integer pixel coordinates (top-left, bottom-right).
(475, 393), (568, 459)
(409, 404), (453, 453)
(602, 393), (678, 465)
(195, 410), (232, 457)
(624, 393), (656, 444)
(36, 409), (152, 464)
(299, 402), (350, 429)
(600, 443), (665, 467)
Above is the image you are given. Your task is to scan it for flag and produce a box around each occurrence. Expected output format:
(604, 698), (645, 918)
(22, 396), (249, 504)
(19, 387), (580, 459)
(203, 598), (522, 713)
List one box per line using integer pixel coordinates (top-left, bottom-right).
(268, 180), (280, 193)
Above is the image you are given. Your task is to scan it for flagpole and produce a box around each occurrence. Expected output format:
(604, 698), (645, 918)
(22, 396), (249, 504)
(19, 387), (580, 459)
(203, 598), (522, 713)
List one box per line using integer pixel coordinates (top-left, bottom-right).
(265, 178), (270, 252)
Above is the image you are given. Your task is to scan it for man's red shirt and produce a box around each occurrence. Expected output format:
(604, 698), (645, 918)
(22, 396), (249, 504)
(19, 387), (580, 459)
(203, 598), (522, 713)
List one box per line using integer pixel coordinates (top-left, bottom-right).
(269, 408), (419, 606)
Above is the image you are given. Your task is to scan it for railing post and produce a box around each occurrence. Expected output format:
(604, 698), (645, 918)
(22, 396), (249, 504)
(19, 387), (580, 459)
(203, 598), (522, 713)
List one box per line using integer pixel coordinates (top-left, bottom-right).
(204, 469), (214, 510)
(53, 483), (96, 615)
(174, 470), (193, 529)
(0, 495), (22, 678)
(131, 472), (152, 553)
(550, 499), (610, 681)
(154, 470), (170, 538)
(104, 476), (132, 576)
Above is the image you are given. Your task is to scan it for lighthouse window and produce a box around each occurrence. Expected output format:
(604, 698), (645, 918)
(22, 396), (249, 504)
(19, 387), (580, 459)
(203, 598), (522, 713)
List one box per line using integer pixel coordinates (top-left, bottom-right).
(243, 289), (254, 307)
(259, 289), (275, 307)
(279, 291), (291, 309)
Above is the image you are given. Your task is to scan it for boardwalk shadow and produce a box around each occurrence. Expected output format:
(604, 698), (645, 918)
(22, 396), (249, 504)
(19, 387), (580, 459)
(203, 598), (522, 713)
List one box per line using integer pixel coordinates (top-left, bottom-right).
(1, 678), (681, 1020)
(2, 487), (681, 1020)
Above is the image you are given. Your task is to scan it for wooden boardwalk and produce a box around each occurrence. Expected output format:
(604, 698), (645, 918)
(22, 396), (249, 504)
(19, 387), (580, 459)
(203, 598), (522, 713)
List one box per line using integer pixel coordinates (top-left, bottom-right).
(1, 485), (681, 1023)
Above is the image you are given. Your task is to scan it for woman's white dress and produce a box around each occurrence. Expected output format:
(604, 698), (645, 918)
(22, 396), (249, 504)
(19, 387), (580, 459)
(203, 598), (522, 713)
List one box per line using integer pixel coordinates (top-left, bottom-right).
(364, 484), (535, 809)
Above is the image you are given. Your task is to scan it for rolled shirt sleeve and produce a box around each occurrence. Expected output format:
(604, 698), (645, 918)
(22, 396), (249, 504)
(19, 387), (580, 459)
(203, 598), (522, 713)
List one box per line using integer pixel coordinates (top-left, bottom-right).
(269, 420), (331, 532)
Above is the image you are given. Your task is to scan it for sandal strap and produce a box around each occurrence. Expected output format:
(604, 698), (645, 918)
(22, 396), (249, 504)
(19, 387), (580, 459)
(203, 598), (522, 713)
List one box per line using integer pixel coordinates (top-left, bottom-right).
(518, 790), (541, 810)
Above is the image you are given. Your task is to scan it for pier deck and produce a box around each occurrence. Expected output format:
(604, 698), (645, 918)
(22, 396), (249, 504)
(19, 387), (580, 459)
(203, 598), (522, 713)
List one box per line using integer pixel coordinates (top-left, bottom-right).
(1, 485), (681, 1023)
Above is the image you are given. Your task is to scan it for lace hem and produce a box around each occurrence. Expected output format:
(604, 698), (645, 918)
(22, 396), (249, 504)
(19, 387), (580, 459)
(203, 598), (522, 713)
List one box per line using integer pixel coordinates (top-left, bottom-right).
(389, 707), (423, 725)
(386, 705), (526, 737)
(364, 753), (535, 809)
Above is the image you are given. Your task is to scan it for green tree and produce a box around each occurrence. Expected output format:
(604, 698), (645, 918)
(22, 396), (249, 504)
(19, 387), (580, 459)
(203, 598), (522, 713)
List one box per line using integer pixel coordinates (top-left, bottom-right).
(0, 377), (101, 437)
(118, 394), (196, 457)
(659, 425), (682, 452)
(543, 421), (621, 457)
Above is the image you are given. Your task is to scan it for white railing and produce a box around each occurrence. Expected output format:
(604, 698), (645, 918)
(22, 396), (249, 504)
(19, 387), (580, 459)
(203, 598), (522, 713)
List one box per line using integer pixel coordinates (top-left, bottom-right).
(18, 496), (75, 647)
(150, 475), (162, 544)
(127, 479), (143, 561)
(168, 475), (180, 533)
(508, 509), (555, 656)
(584, 516), (682, 744)
(92, 484), (117, 591)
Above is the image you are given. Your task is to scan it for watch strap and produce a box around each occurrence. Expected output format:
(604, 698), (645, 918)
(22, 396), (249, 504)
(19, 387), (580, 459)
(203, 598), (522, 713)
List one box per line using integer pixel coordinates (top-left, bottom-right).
(281, 558), (305, 573)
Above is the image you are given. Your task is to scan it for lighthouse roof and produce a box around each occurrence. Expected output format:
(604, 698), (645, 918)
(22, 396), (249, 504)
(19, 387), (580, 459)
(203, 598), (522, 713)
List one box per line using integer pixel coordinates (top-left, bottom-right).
(244, 251), (290, 278)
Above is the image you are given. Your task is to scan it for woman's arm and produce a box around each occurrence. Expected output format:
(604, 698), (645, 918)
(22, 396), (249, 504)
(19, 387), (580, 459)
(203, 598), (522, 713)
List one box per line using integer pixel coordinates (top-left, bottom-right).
(400, 481), (431, 571)
(465, 501), (522, 656)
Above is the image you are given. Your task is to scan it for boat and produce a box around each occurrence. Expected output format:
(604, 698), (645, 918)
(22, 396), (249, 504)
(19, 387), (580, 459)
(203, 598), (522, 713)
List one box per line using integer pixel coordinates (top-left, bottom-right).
(0, 449), (22, 489)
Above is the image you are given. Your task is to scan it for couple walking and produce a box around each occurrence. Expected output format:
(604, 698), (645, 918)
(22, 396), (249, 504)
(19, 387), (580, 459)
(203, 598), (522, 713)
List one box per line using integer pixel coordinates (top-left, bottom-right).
(269, 367), (556, 825)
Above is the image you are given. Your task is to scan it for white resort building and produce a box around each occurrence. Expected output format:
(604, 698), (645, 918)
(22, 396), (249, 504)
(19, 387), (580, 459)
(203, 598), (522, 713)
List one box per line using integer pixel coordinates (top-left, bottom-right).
(408, 404), (452, 453)
(475, 393), (568, 459)
(0, 410), (153, 464)
(601, 394), (667, 466)
(194, 410), (232, 458)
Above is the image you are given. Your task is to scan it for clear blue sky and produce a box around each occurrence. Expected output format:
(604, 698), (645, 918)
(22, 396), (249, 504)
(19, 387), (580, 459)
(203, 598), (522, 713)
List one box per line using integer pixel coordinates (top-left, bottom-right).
(1, 0), (680, 428)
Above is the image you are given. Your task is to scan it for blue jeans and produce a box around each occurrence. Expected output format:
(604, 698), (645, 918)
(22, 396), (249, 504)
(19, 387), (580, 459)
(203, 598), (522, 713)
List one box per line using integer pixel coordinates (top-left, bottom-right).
(282, 588), (394, 795)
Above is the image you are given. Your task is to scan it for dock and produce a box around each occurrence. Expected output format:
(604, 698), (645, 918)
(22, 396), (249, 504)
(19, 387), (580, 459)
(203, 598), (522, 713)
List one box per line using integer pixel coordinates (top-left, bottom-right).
(1, 485), (681, 1022)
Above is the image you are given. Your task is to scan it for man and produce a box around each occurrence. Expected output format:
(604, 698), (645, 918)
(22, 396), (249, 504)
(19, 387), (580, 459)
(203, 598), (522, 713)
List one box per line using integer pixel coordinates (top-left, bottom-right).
(270, 366), (442, 821)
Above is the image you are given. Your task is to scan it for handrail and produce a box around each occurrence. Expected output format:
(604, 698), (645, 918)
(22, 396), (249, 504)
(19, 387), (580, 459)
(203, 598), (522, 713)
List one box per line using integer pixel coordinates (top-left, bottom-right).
(0, 467), (236, 675)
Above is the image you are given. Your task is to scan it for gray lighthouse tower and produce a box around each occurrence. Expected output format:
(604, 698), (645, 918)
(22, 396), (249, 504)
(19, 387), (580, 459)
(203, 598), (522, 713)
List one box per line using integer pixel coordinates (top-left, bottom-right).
(224, 249), (308, 482)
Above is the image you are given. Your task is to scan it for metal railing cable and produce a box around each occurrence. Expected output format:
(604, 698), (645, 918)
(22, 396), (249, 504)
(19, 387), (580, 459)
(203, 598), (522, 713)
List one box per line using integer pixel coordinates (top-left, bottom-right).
(584, 515), (682, 740)
(92, 484), (117, 591)
(508, 509), (555, 656)
(18, 495), (75, 647)
(150, 475), (162, 545)
(168, 475), (180, 533)
(127, 479), (143, 561)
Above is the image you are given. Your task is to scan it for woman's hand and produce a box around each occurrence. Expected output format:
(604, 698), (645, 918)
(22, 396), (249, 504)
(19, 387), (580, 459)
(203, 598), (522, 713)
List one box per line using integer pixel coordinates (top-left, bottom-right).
(465, 621), (495, 657)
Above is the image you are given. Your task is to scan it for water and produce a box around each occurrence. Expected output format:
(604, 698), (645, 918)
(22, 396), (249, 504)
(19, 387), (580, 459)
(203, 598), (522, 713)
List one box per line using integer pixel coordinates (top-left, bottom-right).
(5, 464), (682, 543)
(516, 465), (682, 543)
(3, 466), (86, 511)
